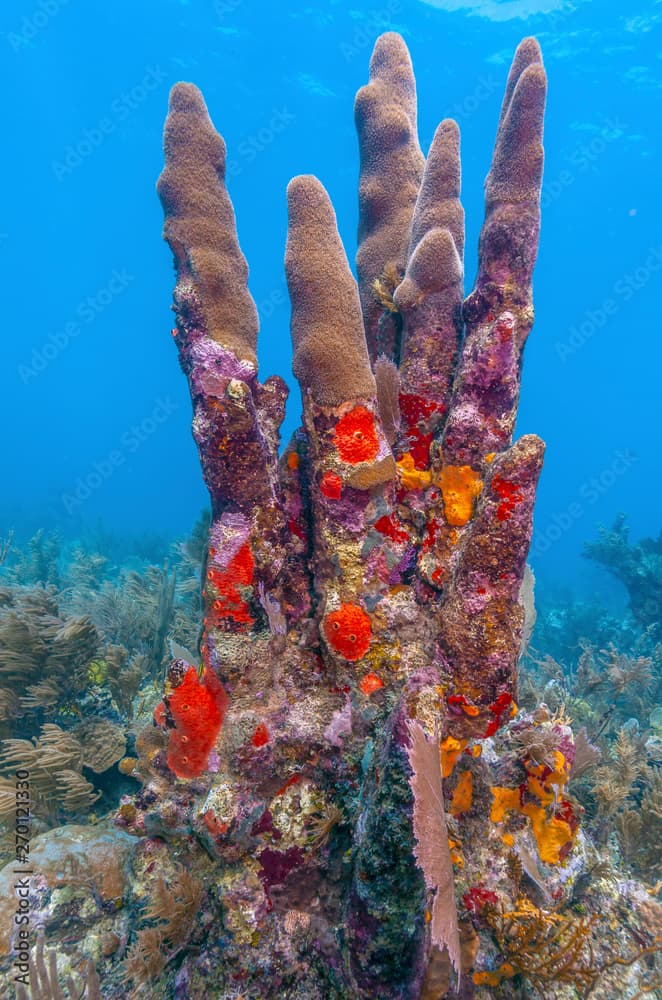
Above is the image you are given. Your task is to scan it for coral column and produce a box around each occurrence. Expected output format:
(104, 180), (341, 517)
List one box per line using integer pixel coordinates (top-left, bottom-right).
(149, 33), (549, 1000)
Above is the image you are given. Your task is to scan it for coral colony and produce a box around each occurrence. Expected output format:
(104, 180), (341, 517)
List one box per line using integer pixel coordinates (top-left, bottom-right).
(2, 32), (661, 1000)
(151, 29), (549, 987)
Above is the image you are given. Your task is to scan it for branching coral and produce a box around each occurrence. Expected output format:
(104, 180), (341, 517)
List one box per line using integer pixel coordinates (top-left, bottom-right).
(592, 727), (647, 819)
(615, 769), (662, 879)
(122, 928), (166, 988)
(7, 531), (61, 588)
(521, 631), (661, 886)
(143, 862), (204, 949)
(122, 864), (203, 989)
(0, 530), (14, 568)
(473, 896), (600, 993)
(0, 587), (100, 723)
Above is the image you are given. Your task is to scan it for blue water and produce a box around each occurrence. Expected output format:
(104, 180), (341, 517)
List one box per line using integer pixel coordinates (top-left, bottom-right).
(1, 0), (659, 599)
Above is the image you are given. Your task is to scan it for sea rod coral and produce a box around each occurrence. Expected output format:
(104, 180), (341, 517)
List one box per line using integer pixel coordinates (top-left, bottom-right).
(144, 31), (548, 997)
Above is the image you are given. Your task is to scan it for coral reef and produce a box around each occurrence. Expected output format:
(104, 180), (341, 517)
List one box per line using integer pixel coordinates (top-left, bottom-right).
(585, 514), (662, 634)
(4, 31), (660, 1000)
(0, 529), (203, 863)
(119, 29), (550, 999)
(521, 639), (662, 885)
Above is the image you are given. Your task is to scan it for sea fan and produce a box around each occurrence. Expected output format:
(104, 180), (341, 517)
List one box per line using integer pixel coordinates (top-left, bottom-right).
(405, 719), (461, 979)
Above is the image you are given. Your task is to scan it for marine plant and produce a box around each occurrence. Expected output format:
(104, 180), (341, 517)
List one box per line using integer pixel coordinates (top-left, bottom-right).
(15, 930), (100, 1000)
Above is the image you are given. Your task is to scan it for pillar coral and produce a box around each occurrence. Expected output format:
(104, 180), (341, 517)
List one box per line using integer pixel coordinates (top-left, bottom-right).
(149, 32), (547, 998)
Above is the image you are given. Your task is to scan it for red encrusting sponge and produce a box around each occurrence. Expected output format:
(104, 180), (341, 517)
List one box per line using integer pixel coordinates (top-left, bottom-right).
(164, 666), (228, 779)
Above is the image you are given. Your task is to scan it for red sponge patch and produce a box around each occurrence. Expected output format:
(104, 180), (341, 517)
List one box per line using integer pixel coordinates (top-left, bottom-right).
(166, 667), (228, 779)
(323, 603), (372, 661)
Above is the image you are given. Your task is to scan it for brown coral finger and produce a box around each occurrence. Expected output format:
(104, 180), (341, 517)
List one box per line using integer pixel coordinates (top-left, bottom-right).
(444, 41), (547, 472)
(286, 174), (376, 407)
(466, 37), (547, 315)
(391, 119), (464, 520)
(157, 82), (259, 363)
(486, 58), (547, 210)
(408, 118), (464, 264)
(158, 85), (299, 664)
(355, 32), (425, 361)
